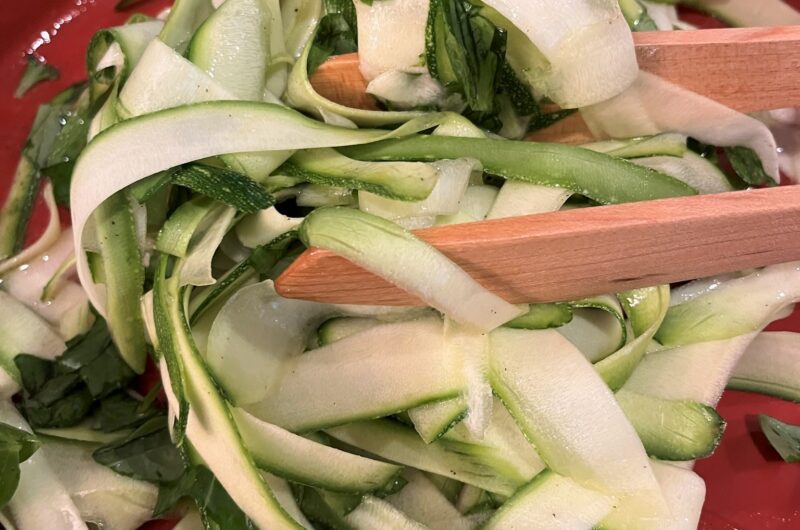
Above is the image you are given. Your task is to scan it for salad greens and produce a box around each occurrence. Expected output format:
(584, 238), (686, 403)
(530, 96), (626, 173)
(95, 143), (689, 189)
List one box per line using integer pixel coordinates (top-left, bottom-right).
(0, 423), (39, 508)
(0, 0), (799, 528)
(759, 415), (800, 463)
(14, 56), (60, 99)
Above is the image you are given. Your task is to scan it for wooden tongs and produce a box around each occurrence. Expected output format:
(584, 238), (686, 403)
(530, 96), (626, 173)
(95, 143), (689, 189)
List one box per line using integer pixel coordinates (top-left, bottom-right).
(275, 27), (800, 306)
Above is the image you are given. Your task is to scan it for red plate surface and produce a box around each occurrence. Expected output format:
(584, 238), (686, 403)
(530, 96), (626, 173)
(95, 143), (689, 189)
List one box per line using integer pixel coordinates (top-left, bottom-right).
(1, 1), (799, 528)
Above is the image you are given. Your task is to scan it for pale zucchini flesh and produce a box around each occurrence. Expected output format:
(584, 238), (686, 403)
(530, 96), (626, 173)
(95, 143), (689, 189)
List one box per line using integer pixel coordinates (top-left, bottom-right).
(729, 332), (800, 402)
(246, 318), (465, 432)
(326, 420), (525, 497)
(233, 408), (403, 493)
(481, 470), (614, 530)
(489, 328), (667, 522)
(616, 389), (726, 461)
(407, 398), (469, 444)
(154, 269), (304, 529)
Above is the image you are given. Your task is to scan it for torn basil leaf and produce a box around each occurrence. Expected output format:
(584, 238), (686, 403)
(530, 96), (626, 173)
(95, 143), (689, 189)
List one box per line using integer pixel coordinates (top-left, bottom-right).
(14, 55), (59, 99)
(115, 0), (150, 11)
(14, 316), (136, 429)
(294, 485), (362, 527)
(0, 82), (90, 257)
(725, 146), (777, 187)
(308, 13), (359, 74)
(529, 108), (577, 133)
(0, 423), (40, 508)
(93, 417), (184, 483)
(325, 0), (358, 33)
(154, 465), (254, 529)
(94, 391), (161, 433)
(498, 62), (539, 117)
(427, 0), (507, 114)
(759, 415), (800, 463)
(169, 164), (275, 214)
(22, 82), (92, 208)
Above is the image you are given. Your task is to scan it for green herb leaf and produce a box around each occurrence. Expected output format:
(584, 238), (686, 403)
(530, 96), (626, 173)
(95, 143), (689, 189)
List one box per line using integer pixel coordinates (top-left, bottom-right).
(0, 424), (39, 464)
(724, 146), (777, 187)
(13, 355), (53, 395)
(759, 414), (800, 463)
(294, 486), (362, 527)
(42, 106), (93, 179)
(18, 376), (94, 429)
(498, 62), (539, 116)
(155, 465), (254, 529)
(15, 55), (59, 98)
(0, 83), (88, 257)
(26, 84), (90, 171)
(308, 13), (359, 75)
(528, 108), (577, 133)
(115, 0), (150, 11)
(14, 317), (137, 429)
(169, 164), (275, 214)
(93, 417), (185, 483)
(21, 82), (92, 208)
(0, 446), (22, 509)
(57, 317), (137, 399)
(325, 0), (358, 31)
(0, 423), (40, 508)
(95, 392), (160, 433)
(58, 316), (114, 372)
(84, 344), (138, 398)
(427, 0), (507, 113)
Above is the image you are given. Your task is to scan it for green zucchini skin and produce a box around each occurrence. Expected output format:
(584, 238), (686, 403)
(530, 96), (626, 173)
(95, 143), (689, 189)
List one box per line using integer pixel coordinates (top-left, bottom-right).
(341, 135), (698, 205)
(94, 192), (148, 374)
(728, 332), (800, 403)
(617, 390), (726, 461)
(327, 419), (528, 497)
(153, 262), (305, 530)
(481, 470), (613, 530)
(0, 157), (40, 260)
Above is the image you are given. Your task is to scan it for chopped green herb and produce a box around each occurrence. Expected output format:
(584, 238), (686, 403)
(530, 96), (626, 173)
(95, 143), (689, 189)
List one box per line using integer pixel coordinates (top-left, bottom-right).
(0, 423), (40, 508)
(725, 146), (777, 187)
(325, 0), (358, 32)
(0, 83), (90, 258)
(155, 465), (254, 529)
(498, 62), (539, 116)
(294, 486), (362, 527)
(94, 391), (161, 433)
(115, 0), (151, 11)
(528, 108), (577, 133)
(759, 415), (800, 463)
(14, 55), (59, 98)
(426, 0), (507, 113)
(308, 13), (359, 74)
(93, 416), (185, 482)
(14, 317), (137, 429)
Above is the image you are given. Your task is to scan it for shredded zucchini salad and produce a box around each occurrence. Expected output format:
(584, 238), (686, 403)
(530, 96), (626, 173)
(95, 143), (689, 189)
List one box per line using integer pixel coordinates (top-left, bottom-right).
(1, 0), (800, 529)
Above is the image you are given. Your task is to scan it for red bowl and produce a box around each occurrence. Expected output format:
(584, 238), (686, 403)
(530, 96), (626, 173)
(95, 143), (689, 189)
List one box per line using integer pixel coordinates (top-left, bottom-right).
(1, 1), (799, 528)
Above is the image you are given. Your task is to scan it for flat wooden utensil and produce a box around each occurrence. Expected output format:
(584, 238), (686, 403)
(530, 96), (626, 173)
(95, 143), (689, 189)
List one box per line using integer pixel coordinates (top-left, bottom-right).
(311, 26), (800, 144)
(276, 26), (800, 306)
(276, 187), (800, 306)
